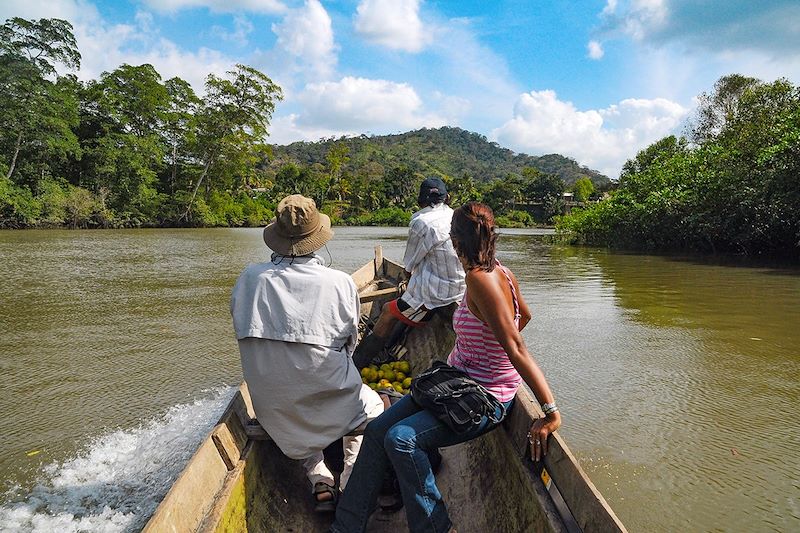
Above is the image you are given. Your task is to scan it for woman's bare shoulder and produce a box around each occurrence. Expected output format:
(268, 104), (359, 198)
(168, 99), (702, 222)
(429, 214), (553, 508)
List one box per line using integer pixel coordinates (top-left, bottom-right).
(465, 268), (491, 283)
(465, 268), (501, 293)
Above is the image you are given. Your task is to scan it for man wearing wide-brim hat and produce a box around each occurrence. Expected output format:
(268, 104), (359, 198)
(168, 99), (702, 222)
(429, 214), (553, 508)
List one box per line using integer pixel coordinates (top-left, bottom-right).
(231, 194), (384, 512)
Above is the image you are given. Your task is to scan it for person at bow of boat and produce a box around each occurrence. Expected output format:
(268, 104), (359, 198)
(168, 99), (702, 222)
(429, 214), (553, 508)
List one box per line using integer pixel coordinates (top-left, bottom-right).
(353, 177), (466, 368)
(230, 194), (384, 513)
(330, 201), (561, 533)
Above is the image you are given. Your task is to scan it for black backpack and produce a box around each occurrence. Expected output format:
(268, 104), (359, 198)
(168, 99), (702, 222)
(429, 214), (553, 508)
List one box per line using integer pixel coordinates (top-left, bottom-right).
(410, 361), (506, 434)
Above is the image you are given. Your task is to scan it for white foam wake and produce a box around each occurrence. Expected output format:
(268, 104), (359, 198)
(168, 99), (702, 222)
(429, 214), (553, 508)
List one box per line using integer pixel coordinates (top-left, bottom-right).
(1, 387), (235, 533)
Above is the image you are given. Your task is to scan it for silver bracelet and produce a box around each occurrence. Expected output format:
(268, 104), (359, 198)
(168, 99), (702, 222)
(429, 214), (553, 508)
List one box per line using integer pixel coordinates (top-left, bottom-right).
(541, 402), (558, 415)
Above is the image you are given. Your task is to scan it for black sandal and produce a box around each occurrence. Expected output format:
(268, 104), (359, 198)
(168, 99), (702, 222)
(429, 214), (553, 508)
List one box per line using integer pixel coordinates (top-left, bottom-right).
(313, 482), (337, 513)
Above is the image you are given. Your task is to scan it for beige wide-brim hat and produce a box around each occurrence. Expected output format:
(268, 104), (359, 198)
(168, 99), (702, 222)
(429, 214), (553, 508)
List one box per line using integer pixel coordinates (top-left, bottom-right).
(263, 194), (333, 256)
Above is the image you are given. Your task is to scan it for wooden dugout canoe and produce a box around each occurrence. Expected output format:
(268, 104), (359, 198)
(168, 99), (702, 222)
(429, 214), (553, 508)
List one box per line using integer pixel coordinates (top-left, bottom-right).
(143, 248), (627, 533)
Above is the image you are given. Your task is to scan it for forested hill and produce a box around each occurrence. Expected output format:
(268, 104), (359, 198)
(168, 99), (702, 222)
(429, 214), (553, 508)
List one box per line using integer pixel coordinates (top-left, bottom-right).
(271, 127), (609, 187)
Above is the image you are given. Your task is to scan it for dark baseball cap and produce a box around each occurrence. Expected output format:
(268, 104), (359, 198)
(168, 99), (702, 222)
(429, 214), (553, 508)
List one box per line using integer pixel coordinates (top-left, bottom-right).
(419, 177), (447, 204)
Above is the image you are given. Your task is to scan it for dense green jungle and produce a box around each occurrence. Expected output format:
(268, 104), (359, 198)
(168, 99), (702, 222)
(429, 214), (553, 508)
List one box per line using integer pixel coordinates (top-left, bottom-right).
(2, 17), (798, 259)
(557, 74), (800, 259)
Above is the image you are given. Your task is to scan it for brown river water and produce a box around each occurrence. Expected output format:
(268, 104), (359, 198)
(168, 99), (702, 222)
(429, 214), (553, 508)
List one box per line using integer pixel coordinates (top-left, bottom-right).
(0, 227), (798, 532)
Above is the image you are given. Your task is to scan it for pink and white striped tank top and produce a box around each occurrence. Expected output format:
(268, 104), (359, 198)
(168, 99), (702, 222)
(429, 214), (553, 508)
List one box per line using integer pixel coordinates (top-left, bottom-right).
(447, 261), (522, 402)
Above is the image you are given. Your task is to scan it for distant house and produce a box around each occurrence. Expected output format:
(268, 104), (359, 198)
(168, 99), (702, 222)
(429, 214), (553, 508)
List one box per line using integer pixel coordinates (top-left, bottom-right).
(562, 191), (575, 214)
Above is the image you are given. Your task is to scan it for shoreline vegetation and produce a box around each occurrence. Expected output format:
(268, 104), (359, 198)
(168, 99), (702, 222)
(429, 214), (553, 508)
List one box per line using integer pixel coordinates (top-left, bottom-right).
(556, 74), (800, 260)
(2, 18), (798, 259)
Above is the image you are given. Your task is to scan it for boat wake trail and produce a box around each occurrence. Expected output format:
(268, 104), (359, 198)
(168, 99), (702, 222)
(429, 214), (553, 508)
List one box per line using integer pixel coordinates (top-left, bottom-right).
(0, 387), (235, 533)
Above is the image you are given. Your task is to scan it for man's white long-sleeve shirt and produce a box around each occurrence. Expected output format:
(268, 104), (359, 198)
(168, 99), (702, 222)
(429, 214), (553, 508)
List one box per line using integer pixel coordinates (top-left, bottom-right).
(231, 254), (360, 349)
(230, 255), (377, 459)
(402, 203), (466, 310)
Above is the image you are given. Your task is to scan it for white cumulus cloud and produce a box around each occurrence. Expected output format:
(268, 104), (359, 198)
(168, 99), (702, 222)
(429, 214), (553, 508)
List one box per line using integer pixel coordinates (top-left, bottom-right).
(354, 0), (429, 53)
(271, 0), (336, 80)
(277, 76), (445, 140)
(77, 15), (232, 91)
(587, 40), (604, 59)
(492, 90), (688, 178)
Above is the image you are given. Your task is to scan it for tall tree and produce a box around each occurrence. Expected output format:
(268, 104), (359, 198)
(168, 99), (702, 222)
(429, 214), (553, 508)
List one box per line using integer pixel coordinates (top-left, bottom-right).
(183, 64), (283, 220)
(324, 142), (350, 202)
(572, 176), (595, 202)
(524, 168), (564, 201)
(0, 56), (80, 183)
(0, 18), (80, 76)
(446, 173), (482, 207)
(274, 162), (321, 199)
(80, 64), (170, 213)
(523, 167), (565, 221)
(0, 18), (81, 182)
(559, 75), (800, 258)
(163, 77), (200, 193)
(382, 165), (418, 209)
(689, 74), (759, 143)
(483, 174), (521, 214)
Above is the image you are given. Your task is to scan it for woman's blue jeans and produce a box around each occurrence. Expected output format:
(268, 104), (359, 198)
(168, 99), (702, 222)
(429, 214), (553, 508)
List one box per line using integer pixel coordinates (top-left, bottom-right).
(330, 394), (513, 533)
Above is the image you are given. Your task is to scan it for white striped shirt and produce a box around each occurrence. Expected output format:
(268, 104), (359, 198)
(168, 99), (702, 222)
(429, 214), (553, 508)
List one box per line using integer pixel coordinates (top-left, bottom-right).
(402, 203), (466, 310)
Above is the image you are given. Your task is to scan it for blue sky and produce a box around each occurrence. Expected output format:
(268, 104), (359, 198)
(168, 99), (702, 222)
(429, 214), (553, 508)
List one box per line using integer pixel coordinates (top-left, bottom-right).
(2, 1), (799, 178)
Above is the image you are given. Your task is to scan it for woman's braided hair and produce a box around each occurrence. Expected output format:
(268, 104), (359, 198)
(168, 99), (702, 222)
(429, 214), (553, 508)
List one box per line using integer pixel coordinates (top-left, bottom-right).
(450, 202), (498, 272)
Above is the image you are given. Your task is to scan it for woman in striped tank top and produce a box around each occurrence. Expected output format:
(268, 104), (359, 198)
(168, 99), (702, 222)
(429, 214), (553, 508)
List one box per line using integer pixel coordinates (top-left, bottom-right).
(447, 202), (561, 456)
(331, 202), (561, 533)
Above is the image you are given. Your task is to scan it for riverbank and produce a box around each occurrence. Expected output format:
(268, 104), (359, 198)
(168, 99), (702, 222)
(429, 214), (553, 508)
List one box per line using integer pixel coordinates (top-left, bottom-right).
(0, 205), (549, 231)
